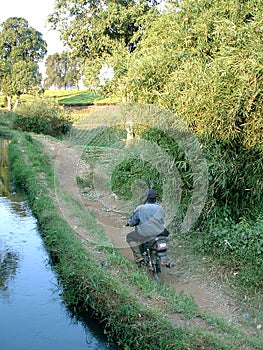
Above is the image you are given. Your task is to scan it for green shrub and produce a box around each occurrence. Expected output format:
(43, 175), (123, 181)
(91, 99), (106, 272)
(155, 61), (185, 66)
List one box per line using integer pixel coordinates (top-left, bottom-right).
(0, 110), (13, 127)
(111, 157), (162, 199)
(13, 98), (72, 137)
(192, 215), (263, 292)
(199, 140), (263, 221)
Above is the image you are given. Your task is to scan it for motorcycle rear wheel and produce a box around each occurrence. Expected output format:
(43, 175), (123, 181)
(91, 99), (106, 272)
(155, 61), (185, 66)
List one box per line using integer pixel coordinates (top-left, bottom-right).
(153, 256), (167, 282)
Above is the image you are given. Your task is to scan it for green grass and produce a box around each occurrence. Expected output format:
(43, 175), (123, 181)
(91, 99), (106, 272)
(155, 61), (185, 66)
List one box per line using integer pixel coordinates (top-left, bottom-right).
(56, 91), (120, 106)
(0, 93), (36, 106)
(58, 91), (99, 105)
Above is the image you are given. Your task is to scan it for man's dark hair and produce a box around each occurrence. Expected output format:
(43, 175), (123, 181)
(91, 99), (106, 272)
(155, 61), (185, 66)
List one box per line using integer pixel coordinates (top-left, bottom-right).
(145, 189), (157, 203)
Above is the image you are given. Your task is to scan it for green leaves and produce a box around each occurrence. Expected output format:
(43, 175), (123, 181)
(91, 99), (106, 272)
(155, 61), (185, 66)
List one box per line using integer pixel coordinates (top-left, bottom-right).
(1, 61), (41, 96)
(0, 17), (47, 63)
(117, 0), (263, 148)
(49, 0), (160, 57)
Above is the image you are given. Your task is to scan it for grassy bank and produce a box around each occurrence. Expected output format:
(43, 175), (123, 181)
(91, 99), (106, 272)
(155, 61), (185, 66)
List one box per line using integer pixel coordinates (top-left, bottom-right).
(2, 129), (261, 349)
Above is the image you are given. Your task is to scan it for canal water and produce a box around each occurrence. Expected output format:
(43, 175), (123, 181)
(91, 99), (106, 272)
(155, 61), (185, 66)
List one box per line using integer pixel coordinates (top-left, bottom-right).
(0, 138), (112, 350)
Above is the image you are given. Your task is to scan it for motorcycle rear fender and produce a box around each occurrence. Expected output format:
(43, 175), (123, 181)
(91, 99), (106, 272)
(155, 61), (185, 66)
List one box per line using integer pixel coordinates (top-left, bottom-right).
(140, 235), (168, 253)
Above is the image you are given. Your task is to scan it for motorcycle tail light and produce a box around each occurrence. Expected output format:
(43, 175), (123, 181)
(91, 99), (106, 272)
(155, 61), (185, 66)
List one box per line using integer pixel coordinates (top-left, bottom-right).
(157, 241), (168, 250)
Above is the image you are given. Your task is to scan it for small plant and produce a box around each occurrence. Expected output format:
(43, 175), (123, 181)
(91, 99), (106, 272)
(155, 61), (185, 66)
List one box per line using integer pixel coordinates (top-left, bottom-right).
(76, 175), (93, 189)
(13, 98), (72, 137)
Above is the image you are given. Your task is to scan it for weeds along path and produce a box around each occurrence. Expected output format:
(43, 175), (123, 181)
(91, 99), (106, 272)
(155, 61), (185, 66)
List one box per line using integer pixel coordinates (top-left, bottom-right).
(35, 133), (261, 339)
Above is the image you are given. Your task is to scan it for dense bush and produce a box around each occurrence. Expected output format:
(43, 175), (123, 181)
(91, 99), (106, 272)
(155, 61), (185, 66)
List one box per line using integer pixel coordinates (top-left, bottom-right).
(107, 123), (262, 291)
(13, 98), (72, 137)
(201, 143), (263, 220)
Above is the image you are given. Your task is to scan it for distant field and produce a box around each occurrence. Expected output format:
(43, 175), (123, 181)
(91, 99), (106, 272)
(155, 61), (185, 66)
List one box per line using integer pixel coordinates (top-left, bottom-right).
(53, 91), (120, 106)
(0, 90), (120, 108)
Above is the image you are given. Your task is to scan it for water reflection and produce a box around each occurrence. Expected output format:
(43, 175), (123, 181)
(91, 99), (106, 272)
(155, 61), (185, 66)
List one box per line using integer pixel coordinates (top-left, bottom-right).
(0, 197), (112, 349)
(0, 138), (11, 196)
(0, 250), (19, 297)
(0, 199), (31, 300)
(0, 137), (27, 211)
(0, 198), (33, 302)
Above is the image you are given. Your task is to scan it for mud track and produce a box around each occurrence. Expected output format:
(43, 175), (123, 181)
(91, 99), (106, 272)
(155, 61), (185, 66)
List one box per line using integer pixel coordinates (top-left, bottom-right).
(35, 134), (260, 336)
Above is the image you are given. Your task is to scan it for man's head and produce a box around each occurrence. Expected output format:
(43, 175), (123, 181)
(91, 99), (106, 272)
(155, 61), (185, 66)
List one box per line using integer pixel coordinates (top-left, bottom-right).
(145, 189), (157, 203)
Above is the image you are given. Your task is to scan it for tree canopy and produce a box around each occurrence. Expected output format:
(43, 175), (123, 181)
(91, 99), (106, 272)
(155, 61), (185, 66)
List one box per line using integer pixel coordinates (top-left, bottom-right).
(0, 17), (47, 110)
(48, 0), (160, 58)
(48, 0), (161, 89)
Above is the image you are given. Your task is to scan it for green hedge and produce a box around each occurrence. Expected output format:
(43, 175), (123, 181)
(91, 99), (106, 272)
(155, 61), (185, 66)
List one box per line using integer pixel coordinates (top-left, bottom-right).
(13, 98), (72, 137)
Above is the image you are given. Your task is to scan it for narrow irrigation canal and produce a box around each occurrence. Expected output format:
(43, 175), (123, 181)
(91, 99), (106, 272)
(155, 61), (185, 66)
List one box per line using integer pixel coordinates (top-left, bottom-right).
(0, 137), (112, 350)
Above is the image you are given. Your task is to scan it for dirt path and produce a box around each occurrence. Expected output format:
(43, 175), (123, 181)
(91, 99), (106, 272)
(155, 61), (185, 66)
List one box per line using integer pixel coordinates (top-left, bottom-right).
(36, 134), (260, 335)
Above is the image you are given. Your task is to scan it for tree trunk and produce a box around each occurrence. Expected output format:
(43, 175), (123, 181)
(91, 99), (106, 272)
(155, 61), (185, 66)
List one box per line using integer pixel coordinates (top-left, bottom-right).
(13, 96), (20, 110)
(7, 96), (12, 111)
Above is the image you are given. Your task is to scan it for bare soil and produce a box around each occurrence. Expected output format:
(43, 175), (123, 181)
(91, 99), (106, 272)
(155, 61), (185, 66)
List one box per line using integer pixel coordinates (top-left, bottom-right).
(35, 133), (262, 337)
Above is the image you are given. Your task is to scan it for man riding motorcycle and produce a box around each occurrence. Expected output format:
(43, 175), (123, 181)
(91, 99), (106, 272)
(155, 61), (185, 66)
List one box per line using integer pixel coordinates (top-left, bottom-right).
(125, 189), (169, 264)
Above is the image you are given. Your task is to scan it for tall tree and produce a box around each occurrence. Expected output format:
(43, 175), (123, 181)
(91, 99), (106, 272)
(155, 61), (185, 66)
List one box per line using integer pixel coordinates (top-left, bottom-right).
(44, 51), (82, 90)
(1, 61), (42, 110)
(0, 17), (47, 110)
(48, 0), (160, 90)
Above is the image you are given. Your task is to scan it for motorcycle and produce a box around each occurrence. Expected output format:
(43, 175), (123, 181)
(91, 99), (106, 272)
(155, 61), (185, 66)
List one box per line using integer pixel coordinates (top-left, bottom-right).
(139, 234), (174, 281)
